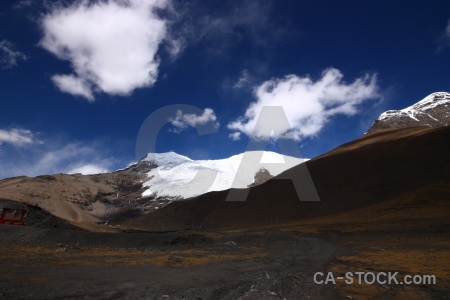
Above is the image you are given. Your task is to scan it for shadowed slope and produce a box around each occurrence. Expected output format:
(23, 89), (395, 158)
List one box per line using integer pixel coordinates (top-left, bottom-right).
(120, 126), (450, 231)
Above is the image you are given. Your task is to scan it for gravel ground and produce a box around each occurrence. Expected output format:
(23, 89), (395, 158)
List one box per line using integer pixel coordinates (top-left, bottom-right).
(0, 225), (338, 299)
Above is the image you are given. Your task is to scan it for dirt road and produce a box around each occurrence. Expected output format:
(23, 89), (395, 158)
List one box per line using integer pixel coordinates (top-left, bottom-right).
(0, 225), (338, 299)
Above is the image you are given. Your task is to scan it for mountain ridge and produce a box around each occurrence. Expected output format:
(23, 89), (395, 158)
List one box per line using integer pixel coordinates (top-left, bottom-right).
(367, 92), (450, 133)
(0, 150), (307, 223)
(131, 150), (307, 199)
(119, 126), (450, 231)
(1, 92), (449, 227)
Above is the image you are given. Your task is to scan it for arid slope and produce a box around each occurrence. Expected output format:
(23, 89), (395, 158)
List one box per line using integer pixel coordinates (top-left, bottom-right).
(119, 126), (450, 231)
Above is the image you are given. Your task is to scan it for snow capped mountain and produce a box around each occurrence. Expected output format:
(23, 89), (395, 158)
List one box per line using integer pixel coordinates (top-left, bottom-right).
(134, 151), (306, 199)
(141, 152), (192, 165)
(367, 92), (450, 134)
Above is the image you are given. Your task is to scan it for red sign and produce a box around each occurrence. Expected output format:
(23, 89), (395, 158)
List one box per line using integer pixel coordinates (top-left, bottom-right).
(0, 208), (26, 226)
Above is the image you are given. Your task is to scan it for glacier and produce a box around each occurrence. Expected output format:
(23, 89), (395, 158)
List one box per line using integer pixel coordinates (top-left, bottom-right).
(140, 151), (307, 199)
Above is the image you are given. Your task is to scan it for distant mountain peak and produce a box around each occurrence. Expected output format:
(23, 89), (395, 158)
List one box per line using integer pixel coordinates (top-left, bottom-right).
(367, 92), (450, 134)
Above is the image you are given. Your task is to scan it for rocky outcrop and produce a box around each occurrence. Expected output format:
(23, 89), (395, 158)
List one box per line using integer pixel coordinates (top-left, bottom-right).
(367, 92), (450, 134)
(248, 168), (274, 188)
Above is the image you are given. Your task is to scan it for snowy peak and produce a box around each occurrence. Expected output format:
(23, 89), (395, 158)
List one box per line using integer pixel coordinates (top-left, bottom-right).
(124, 152), (191, 174)
(409, 92), (450, 111)
(140, 151), (307, 200)
(367, 92), (450, 134)
(141, 151), (192, 166)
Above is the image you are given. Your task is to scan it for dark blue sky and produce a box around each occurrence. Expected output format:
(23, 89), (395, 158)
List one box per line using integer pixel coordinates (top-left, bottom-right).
(0, 0), (449, 178)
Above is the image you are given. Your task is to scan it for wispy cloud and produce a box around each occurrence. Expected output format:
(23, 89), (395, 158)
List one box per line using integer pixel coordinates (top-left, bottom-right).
(13, 0), (33, 10)
(34, 143), (113, 175)
(171, 0), (292, 59)
(0, 128), (36, 146)
(0, 139), (115, 179)
(0, 40), (27, 69)
(169, 108), (219, 133)
(68, 164), (109, 175)
(201, 1), (287, 47)
(437, 19), (450, 52)
(232, 69), (250, 89)
(446, 20), (450, 40)
(39, 0), (175, 101)
(228, 68), (380, 141)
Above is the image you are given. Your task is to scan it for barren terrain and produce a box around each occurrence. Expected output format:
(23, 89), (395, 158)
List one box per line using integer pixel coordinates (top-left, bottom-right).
(0, 126), (449, 299)
(1, 199), (449, 299)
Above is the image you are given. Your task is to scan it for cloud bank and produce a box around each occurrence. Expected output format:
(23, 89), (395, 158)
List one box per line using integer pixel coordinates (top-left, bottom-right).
(228, 68), (379, 141)
(34, 143), (112, 175)
(0, 141), (113, 179)
(0, 128), (114, 178)
(40, 0), (172, 101)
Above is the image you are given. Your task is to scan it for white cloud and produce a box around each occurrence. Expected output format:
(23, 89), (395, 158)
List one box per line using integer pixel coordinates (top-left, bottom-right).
(169, 108), (219, 132)
(228, 68), (379, 141)
(68, 164), (108, 175)
(51, 74), (94, 101)
(0, 128), (35, 146)
(229, 132), (241, 141)
(0, 40), (27, 69)
(39, 0), (172, 100)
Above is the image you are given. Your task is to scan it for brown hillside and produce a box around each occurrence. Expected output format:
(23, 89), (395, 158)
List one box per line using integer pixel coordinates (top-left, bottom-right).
(119, 126), (450, 231)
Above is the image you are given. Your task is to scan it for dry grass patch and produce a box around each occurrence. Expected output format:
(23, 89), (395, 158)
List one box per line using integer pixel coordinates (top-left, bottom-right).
(329, 233), (450, 299)
(0, 244), (266, 268)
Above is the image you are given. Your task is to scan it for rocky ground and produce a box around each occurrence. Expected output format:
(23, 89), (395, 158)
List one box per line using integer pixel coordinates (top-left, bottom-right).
(0, 225), (339, 300)
(1, 214), (449, 300)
